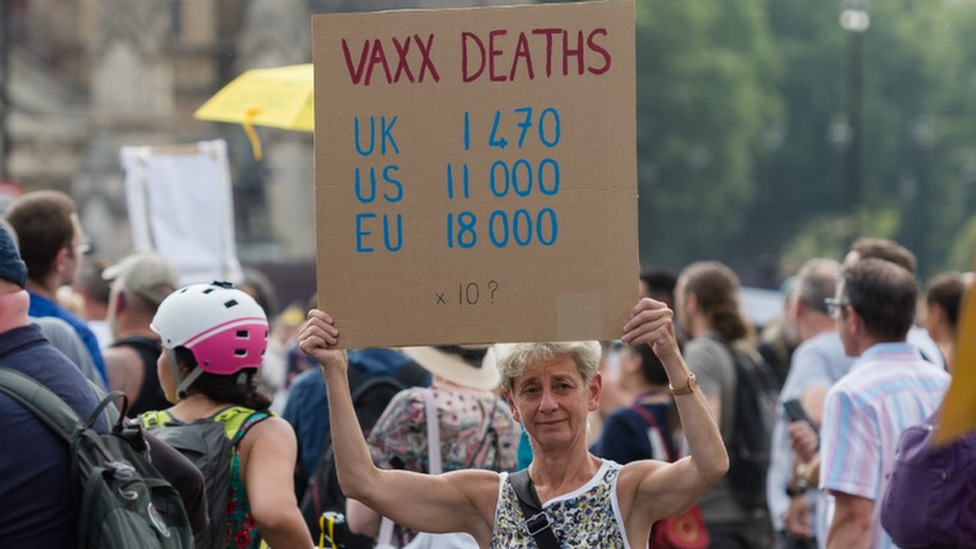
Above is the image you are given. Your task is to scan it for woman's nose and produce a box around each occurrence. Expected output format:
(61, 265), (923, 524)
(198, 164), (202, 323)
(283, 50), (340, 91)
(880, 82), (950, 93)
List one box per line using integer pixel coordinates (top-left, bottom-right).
(539, 387), (558, 412)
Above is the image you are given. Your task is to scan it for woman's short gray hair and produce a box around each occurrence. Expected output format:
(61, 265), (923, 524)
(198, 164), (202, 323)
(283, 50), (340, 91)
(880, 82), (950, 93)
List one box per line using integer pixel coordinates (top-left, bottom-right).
(492, 341), (602, 395)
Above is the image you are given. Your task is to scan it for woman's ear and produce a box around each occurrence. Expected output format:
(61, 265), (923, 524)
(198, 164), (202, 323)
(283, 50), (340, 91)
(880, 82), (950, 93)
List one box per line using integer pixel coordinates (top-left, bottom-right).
(504, 390), (520, 422)
(588, 372), (603, 412)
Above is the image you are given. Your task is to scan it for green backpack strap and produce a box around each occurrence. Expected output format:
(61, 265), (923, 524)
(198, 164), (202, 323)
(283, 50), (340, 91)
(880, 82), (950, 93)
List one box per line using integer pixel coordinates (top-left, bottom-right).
(139, 409), (173, 430)
(0, 367), (87, 442)
(213, 405), (273, 446)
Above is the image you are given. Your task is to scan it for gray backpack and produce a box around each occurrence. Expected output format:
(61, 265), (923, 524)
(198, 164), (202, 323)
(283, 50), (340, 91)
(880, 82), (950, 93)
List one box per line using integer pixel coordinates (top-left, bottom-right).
(141, 405), (269, 549)
(0, 368), (192, 549)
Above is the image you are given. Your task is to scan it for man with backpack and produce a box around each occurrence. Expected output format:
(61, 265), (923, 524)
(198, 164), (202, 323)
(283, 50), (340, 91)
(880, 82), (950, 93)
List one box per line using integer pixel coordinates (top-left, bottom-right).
(0, 224), (196, 549)
(0, 224), (105, 547)
(675, 261), (776, 549)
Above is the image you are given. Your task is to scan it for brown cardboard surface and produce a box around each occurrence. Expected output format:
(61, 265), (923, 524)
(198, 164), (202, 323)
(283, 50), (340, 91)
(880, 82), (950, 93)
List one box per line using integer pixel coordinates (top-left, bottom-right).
(313, 1), (637, 349)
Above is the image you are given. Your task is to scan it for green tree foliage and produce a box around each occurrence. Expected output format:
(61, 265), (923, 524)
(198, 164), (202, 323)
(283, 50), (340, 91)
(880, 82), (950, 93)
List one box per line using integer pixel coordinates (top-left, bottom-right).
(744, 0), (976, 279)
(634, 0), (782, 269)
(547, 0), (976, 281)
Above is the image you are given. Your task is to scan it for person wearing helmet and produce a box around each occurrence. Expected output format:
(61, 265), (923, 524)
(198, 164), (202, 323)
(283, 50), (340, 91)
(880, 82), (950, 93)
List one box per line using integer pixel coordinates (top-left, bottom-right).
(145, 281), (313, 549)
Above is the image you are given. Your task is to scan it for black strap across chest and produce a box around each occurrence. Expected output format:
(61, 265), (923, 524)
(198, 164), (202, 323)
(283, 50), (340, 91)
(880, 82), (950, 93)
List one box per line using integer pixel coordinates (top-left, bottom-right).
(509, 469), (561, 549)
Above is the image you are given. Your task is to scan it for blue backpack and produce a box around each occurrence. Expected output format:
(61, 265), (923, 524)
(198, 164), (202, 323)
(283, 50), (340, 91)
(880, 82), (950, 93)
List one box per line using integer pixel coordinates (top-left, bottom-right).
(880, 410), (976, 548)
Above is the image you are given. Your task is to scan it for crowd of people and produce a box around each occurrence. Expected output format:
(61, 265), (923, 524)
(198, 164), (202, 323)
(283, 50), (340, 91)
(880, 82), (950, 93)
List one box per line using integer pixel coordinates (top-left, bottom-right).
(0, 187), (971, 549)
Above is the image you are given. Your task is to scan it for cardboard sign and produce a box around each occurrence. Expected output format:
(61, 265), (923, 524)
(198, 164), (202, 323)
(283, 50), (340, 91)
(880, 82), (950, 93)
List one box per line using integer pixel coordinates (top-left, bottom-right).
(313, 1), (637, 348)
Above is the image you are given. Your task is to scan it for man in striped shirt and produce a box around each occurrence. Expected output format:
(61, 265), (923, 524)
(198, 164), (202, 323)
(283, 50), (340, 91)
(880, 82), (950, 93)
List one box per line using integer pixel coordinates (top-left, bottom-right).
(819, 258), (950, 549)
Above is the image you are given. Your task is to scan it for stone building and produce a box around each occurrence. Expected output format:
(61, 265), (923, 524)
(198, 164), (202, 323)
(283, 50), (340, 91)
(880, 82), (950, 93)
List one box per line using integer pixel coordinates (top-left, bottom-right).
(2, 0), (522, 309)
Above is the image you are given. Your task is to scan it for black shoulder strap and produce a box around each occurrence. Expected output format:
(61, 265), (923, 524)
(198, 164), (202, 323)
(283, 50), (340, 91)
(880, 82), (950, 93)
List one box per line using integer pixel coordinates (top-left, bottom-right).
(111, 335), (161, 353)
(509, 469), (561, 549)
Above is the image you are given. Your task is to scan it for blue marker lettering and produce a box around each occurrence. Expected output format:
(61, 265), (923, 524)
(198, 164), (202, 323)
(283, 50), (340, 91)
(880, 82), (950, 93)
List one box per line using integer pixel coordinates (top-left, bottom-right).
(380, 115), (400, 155)
(354, 167), (376, 203)
(538, 208), (558, 245)
(488, 110), (508, 149)
(539, 159), (560, 195)
(512, 159), (533, 197)
(539, 108), (561, 148)
(490, 160), (509, 198)
(354, 116), (375, 156)
(489, 210), (509, 248)
(513, 209), (532, 246)
(356, 213), (376, 253)
(382, 165), (402, 202)
(515, 107), (533, 148)
(383, 214), (403, 251)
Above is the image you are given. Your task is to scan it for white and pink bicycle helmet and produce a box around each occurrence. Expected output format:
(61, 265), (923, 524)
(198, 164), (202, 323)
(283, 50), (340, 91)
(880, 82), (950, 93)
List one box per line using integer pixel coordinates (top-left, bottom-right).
(151, 281), (268, 399)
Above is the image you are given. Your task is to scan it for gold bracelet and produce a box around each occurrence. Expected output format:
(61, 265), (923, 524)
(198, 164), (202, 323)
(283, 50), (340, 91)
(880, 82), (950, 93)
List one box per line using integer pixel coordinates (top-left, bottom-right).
(669, 372), (698, 395)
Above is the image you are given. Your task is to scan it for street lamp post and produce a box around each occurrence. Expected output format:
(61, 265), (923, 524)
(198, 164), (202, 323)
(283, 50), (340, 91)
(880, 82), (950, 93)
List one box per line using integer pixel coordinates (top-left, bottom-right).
(839, 0), (869, 248)
(911, 116), (933, 277)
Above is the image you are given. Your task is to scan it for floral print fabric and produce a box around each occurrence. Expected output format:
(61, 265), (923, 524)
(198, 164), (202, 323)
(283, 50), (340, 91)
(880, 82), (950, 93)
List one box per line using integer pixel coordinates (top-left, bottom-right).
(367, 386), (519, 474)
(225, 411), (270, 549)
(490, 460), (629, 549)
(367, 386), (519, 545)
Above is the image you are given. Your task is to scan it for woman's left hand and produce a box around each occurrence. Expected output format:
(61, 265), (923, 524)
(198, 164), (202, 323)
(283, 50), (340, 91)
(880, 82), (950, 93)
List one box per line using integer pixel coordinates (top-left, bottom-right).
(620, 298), (679, 359)
(298, 309), (348, 374)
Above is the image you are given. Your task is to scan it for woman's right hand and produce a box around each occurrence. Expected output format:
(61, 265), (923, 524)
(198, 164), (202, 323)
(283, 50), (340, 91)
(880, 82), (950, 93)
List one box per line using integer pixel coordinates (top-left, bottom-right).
(298, 309), (348, 374)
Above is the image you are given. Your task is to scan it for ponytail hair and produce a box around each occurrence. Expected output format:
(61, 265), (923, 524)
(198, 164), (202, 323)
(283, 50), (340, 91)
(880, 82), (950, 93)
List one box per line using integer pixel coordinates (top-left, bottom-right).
(681, 261), (753, 343)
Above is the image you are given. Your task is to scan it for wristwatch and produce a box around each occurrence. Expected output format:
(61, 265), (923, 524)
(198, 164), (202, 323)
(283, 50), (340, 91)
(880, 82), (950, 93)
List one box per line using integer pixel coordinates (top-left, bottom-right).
(669, 372), (698, 396)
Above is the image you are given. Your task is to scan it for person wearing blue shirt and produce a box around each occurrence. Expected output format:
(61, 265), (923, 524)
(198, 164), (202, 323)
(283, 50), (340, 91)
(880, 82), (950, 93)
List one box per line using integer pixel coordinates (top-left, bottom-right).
(283, 348), (427, 484)
(4, 190), (107, 385)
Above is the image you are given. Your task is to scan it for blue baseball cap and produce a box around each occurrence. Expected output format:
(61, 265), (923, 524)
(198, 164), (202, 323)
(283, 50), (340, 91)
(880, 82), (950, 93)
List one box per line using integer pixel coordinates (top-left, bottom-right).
(0, 224), (27, 288)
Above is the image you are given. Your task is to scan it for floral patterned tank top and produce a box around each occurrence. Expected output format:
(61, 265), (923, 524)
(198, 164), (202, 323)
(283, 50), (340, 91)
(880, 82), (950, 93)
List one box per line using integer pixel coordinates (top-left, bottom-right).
(224, 410), (270, 549)
(490, 459), (631, 549)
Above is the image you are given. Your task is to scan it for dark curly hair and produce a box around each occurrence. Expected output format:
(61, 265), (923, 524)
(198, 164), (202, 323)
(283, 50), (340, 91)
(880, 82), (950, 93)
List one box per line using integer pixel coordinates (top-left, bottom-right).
(174, 347), (272, 410)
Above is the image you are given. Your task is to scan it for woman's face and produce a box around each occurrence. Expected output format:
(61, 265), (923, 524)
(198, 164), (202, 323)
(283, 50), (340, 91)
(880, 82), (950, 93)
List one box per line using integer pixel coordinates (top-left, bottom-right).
(508, 355), (601, 452)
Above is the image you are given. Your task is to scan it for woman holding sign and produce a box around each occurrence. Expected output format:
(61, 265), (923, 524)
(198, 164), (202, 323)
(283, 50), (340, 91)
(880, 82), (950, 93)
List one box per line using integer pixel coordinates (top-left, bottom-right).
(298, 298), (727, 548)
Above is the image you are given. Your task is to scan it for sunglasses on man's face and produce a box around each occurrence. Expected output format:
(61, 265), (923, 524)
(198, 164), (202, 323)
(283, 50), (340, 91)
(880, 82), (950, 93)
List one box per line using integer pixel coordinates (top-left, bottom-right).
(823, 297), (850, 320)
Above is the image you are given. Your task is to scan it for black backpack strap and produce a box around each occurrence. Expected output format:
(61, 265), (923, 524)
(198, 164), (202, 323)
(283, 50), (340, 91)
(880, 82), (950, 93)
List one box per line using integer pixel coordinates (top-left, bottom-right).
(509, 469), (561, 549)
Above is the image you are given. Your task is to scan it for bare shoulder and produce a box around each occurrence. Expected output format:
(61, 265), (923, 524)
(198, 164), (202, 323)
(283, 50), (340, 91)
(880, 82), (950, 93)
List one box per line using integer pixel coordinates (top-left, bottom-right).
(616, 459), (669, 499)
(102, 345), (142, 370)
(443, 468), (502, 495)
(246, 415), (296, 440)
(239, 415), (297, 453)
(442, 468), (504, 518)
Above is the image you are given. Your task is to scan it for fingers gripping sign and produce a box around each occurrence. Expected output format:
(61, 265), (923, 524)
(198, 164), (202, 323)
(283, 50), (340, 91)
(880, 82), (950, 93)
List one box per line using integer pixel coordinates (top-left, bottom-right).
(620, 298), (678, 359)
(299, 310), (348, 371)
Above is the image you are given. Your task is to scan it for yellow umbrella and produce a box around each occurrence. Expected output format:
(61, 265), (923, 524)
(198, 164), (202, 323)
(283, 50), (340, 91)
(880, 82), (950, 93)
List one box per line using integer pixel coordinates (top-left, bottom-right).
(194, 63), (314, 160)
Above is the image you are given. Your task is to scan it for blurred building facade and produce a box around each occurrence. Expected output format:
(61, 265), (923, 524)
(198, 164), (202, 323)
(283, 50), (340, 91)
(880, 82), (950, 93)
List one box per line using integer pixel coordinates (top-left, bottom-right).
(2, 0), (519, 268)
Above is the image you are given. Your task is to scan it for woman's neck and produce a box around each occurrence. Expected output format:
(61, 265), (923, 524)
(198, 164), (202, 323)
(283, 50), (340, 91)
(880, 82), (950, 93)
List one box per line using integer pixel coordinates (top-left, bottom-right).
(528, 444), (601, 501)
(170, 393), (228, 421)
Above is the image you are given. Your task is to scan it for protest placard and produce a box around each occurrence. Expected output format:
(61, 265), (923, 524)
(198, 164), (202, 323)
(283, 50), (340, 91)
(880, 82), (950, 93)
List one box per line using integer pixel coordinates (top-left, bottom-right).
(313, 1), (637, 348)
